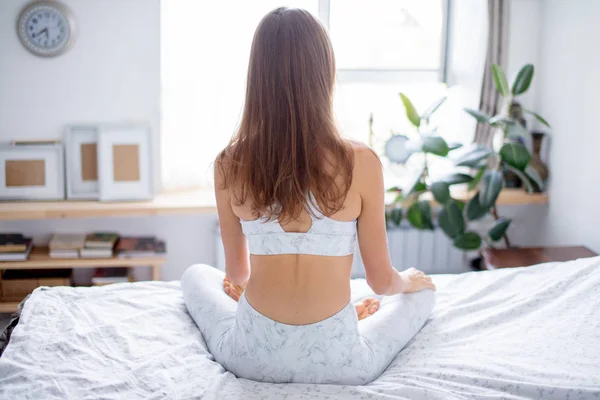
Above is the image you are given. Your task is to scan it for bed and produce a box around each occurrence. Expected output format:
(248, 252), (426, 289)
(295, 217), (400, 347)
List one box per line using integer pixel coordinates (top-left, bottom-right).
(1, 257), (599, 400)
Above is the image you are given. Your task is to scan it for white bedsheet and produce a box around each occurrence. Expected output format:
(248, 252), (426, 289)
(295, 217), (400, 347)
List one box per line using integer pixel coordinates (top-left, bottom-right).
(1, 257), (599, 400)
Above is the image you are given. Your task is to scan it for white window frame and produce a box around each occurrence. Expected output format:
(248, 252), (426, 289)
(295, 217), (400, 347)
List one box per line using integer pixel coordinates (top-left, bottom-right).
(317, 0), (451, 85)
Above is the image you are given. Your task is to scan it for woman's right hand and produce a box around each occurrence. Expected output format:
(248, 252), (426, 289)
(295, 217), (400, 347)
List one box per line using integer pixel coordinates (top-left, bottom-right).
(399, 268), (436, 293)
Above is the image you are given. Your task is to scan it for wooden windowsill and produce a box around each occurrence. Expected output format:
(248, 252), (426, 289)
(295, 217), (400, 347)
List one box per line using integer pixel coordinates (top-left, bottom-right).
(423, 187), (549, 207)
(0, 189), (217, 220)
(0, 188), (547, 221)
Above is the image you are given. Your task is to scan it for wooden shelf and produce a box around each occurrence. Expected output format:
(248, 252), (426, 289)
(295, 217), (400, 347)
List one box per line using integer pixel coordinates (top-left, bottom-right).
(0, 301), (19, 313)
(448, 188), (548, 206)
(0, 188), (546, 221)
(389, 188), (548, 207)
(0, 189), (216, 221)
(0, 247), (165, 286)
(0, 248), (167, 313)
(0, 247), (166, 270)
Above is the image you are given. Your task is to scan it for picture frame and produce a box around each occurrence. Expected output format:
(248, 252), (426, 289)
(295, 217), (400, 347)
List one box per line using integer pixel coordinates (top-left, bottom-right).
(64, 125), (100, 199)
(0, 143), (65, 200)
(97, 125), (153, 201)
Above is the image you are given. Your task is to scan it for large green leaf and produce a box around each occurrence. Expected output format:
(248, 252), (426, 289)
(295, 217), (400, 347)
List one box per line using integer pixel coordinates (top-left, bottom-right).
(525, 165), (544, 192)
(422, 136), (450, 157)
(466, 192), (491, 220)
(447, 142), (463, 151)
(438, 201), (465, 239)
(420, 96), (447, 121)
(440, 173), (474, 185)
(489, 218), (512, 241)
(468, 167), (487, 191)
(407, 201), (434, 230)
(456, 147), (494, 168)
(500, 142), (531, 170)
(430, 181), (450, 204)
(453, 231), (482, 251)
(492, 64), (510, 97)
(464, 108), (490, 124)
(479, 170), (503, 208)
(399, 93), (421, 128)
(524, 109), (551, 128)
(388, 207), (403, 227)
(512, 64), (534, 95)
(503, 164), (535, 193)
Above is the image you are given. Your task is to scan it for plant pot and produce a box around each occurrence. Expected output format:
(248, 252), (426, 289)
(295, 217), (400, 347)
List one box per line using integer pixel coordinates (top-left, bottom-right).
(530, 131), (549, 182)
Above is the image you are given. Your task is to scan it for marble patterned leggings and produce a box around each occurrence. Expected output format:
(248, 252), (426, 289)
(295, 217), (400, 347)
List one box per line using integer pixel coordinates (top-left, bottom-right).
(181, 264), (435, 385)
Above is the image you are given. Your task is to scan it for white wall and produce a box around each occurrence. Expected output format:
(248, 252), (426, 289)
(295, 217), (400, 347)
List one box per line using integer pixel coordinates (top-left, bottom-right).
(506, 0), (544, 114)
(0, 0), (161, 186)
(535, 1), (600, 253)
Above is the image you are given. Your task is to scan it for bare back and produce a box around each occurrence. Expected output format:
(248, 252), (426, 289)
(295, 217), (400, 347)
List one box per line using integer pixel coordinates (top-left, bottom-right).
(215, 142), (396, 325)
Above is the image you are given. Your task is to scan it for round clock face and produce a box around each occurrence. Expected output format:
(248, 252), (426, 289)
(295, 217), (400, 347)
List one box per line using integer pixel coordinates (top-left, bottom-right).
(17, 2), (75, 57)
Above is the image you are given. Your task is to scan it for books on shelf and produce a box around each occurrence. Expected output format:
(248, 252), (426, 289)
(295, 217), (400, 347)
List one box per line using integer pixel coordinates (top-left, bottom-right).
(84, 232), (120, 249)
(0, 233), (29, 253)
(92, 267), (131, 286)
(79, 232), (120, 258)
(115, 236), (166, 259)
(0, 234), (33, 261)
(49, 233), (85, 259)
(80, 248), (114, 258)
(1, 232), (167, 261)
(49, 249), (80, 259)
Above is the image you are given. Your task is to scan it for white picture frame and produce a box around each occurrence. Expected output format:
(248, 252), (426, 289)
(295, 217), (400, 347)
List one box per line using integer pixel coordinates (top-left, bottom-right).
(0, 143), (65, 200)
(64, 125), (100, 199)
(97, 125), (153, 201)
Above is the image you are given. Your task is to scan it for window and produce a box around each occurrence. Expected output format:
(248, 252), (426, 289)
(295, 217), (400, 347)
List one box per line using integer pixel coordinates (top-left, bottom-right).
(161, 0), (449, 190)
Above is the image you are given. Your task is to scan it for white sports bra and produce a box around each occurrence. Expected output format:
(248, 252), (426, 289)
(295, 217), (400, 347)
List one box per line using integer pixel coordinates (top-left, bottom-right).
(240, 193), (357, 256)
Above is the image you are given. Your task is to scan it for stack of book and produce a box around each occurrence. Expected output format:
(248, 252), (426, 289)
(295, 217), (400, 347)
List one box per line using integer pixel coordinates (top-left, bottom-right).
(91, 267), (131, 286)
(80, 232), (120, 258)
(49, 233), (85, 259)
(115, 236), (167, 259)
(0, 233), (33, 261)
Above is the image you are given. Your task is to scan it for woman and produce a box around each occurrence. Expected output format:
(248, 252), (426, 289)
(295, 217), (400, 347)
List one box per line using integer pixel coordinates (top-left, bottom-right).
(182, 7), (436, 385)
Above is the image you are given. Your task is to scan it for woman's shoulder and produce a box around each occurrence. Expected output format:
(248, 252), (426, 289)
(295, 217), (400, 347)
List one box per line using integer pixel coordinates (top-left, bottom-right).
(345, 139), (381, 167)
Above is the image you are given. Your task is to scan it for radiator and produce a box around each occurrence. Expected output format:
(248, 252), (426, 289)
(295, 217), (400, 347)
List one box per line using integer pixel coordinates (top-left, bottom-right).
(214, 223), (467, 278)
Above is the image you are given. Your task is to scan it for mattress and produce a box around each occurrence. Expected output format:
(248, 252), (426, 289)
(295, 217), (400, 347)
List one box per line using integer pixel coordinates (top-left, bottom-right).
(1, 257), (599, 400)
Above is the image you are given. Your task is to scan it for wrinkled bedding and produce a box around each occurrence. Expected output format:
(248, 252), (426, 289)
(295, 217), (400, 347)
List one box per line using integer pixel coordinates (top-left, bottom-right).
(1, 257), (599, 399)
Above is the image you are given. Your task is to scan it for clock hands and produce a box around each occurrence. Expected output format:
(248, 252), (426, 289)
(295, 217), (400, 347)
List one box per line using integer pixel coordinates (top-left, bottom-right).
(32, 27), (49, 38)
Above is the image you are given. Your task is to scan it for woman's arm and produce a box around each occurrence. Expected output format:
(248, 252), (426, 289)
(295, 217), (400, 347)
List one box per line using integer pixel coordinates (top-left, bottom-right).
(355, 146), (435, 295)
(214, 162), (250, 285)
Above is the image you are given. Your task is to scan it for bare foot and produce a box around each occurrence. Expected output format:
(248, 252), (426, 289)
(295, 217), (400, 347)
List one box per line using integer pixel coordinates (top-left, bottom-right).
(223, 276), (245, 302)
(355, 298), (380, 321)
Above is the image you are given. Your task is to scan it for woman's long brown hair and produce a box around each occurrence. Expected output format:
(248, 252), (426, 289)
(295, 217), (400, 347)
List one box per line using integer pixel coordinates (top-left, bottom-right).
(216, 7), (353, 221)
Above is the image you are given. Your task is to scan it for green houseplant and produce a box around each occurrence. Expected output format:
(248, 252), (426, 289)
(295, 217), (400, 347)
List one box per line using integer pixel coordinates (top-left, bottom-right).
(384, 63), (550, 251)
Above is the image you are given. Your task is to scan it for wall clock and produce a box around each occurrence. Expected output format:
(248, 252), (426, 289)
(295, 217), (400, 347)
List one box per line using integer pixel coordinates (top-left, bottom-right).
(17, 1), (76, 57)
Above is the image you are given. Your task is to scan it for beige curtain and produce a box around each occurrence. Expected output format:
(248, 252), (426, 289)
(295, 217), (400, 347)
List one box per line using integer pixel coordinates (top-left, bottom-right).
(474, 0), (510, 147)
